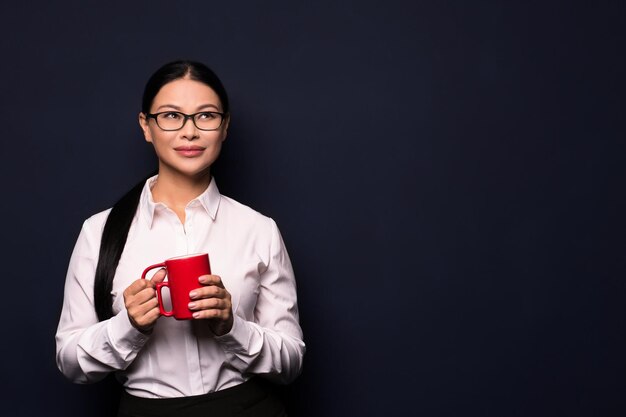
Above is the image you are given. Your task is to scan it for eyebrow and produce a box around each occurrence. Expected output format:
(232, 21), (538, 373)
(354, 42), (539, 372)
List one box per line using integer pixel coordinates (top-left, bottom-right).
(155, 104), (220, 112)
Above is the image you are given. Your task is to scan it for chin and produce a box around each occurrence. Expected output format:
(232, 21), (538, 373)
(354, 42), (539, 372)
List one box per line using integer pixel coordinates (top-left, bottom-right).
(159, 159), (214, 179)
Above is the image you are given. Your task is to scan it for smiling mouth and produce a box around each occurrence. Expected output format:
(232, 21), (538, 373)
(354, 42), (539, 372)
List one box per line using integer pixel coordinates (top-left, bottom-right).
(174, 146), (206, 157)
(174, 146), (206, 151)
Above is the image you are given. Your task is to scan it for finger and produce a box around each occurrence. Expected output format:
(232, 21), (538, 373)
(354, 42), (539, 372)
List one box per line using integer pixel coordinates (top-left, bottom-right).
(191, 308), (228, 320)
(190, 285), (226, 300)
(198, 274), (224, 287)
(150, 268), (167, 284)
(128, 284), (157, 302)
(143, 304), (161, 322)
(142, 305), (161, 322)
(126, 291), (157, 317)
(128, 297), (159, 320)
(131, 278), (153, 292)
(130, 306), (161, 330)
(134, 289), (159, 307)
(188, 297), (227, 311)
(129, 294), (158, 313)
(124, 279), (153, 297)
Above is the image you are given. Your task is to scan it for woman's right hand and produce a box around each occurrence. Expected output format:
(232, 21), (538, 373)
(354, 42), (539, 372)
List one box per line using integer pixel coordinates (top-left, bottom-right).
(123, 269), (167, 334)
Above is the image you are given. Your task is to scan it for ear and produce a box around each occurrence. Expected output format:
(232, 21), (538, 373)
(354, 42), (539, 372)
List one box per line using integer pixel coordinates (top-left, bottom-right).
(138, 112), (153, 143)
(220, 114), (230, 142)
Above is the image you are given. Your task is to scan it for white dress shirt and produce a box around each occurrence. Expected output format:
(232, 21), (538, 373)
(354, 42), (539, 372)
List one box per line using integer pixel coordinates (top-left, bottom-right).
(55, 176), (305, 398)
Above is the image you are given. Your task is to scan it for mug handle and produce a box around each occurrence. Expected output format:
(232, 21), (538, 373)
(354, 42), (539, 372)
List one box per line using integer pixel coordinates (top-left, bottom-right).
(141, 263), (172, 317)
(141, 263), (165, 280)
(156, 282), (173, 317)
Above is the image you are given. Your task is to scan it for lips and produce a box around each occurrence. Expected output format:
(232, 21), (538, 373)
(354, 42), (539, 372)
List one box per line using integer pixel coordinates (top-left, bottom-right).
(174, 146), (206, 157)
(174, 146), (205, 151)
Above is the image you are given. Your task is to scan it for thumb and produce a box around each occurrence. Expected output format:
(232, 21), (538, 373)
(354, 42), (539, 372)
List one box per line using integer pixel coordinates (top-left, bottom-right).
(151, 268), (167, 284)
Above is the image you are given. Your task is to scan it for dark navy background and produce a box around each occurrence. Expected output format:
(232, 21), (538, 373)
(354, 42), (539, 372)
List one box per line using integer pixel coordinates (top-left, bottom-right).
(1, 1), (624, 416)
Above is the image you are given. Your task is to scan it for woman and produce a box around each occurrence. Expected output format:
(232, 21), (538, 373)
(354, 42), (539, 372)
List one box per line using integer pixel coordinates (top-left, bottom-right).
(55, 60), (305, 416)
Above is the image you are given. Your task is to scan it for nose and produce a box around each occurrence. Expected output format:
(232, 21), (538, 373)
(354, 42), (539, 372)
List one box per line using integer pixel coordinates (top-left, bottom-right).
(180, 116), (199, 140)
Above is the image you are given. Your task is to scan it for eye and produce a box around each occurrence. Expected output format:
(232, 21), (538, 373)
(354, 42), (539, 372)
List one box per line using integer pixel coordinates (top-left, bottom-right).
(197, 112), (217, 120)
(163, 112), (181, 119)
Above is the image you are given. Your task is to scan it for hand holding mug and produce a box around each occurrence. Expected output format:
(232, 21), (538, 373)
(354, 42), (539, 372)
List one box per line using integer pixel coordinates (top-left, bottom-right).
(188, 274), (233, 336)
(124, 269), (166, 333)
(138, 253), (233, 336)
(141, 253), (211, 321)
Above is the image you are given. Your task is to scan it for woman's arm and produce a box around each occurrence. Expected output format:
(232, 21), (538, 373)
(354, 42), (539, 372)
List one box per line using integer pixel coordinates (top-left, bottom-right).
(213, 218), (306, 384)
(55, 217), (151, 384)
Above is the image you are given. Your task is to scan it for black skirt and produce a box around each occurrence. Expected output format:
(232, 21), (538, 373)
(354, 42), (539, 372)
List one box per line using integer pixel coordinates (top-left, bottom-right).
(117, 378), (287, 417)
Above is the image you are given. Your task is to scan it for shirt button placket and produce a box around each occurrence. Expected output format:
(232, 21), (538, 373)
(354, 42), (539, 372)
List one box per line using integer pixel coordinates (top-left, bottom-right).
(184, 206), (203, 394)
(174, 214), (187, 254)
(185, 208), (195, 253)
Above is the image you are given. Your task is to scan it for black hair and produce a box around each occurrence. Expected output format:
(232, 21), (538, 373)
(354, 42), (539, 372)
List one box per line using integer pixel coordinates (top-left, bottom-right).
(141, 60), (230, 115)
(94, 60), (229, 321)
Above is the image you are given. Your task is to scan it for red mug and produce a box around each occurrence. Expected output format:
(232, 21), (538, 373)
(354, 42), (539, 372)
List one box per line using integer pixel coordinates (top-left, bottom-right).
(141, 253), (211, 320)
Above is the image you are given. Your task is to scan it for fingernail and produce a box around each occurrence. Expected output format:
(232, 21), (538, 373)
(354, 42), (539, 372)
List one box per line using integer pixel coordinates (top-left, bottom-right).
(193, 312), (200, 319)
(188, 302), (196, 309)
(190, 291), (197, 299)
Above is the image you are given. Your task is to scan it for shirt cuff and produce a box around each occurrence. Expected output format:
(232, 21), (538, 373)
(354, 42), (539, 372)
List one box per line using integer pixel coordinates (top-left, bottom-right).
(107, 310), (151, 354)
(214, 315), (251, 354)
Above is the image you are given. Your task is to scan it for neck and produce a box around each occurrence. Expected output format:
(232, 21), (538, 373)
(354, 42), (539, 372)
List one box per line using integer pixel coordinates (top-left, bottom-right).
(151, 167), (212, 211)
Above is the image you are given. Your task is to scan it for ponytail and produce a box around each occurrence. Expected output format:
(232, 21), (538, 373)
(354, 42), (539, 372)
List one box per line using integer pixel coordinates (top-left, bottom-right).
(94, 172), (156, 321)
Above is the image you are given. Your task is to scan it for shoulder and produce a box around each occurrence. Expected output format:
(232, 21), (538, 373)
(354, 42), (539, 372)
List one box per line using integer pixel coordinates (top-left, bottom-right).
(83, 207), (112, 228)
(219, 194), (272, 222)
(80, 207), (113, 240)
(218, 194), (277, 232)
(68, 208), (113, 257)
(217, 195), (288, 262)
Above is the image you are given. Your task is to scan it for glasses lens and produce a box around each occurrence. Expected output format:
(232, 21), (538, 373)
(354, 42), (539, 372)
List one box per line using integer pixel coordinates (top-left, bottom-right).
(194, 112), (222, 130)
(156, 112), (184, 130)
(154, 112), (223, 131)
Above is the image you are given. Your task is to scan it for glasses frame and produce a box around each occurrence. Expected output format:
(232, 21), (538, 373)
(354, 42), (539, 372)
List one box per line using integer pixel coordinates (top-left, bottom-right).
(145, 111), (226, 131)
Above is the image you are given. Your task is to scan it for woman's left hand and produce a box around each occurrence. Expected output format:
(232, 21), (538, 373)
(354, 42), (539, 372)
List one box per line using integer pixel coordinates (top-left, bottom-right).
(188, 275), (233, 336)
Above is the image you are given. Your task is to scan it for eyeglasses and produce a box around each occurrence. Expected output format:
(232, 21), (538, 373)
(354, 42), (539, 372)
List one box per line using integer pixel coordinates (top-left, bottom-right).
(145, 111), (226, 131)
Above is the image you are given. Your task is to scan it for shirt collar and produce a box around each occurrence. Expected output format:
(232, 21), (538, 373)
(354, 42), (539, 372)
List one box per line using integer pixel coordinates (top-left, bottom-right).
(139, 175), (221, 229)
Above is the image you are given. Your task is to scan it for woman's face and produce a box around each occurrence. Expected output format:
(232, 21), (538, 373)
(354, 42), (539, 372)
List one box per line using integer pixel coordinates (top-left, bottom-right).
(139, 77), (229, 179)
